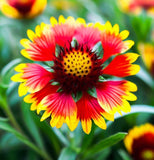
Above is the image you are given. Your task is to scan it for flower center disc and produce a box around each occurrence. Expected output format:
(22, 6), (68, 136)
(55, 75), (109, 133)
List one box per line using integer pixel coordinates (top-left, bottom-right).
(63, 51), (92, 78)
(53, 46), (102, 94)
(7, 0), (35, 14)
(141, 150), (154, 159)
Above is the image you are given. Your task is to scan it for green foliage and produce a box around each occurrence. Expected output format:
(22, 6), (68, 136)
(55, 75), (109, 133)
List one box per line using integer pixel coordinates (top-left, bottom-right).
(82, 132), (127, 159)
(58, 147), (77, 160)
(0, 118), (39, 152)
(21, 102), (45, 150)
(118, 149), (133, 160)
(0, 0), (154, 159)
(131, 12), (152, 41)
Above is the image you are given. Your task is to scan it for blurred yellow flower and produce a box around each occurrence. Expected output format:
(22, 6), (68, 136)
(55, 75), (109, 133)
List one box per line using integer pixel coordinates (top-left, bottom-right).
(51, 0), (74, 11)
(124, 123), (154, 160)
(138, 43), (154, 77)
(118, 0), (154, 15)
(0, 0), (47, 19)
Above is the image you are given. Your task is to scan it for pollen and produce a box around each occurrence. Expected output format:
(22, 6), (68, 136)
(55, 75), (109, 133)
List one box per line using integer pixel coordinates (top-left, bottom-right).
(63, 50), (92, 77)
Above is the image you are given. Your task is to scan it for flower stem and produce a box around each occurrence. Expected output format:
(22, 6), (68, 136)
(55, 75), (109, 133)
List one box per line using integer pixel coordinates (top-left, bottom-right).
(0, 96), (53, 160)
(0, 95), (22, 132)
(2, 99), (23, 133)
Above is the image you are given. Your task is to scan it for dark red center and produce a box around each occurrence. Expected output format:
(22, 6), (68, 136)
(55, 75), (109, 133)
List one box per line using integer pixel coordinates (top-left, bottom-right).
(150, 61), (154, 78)
(130, 0), (154, 10)
(7, 0), (35, 14)
(52, 45), (103, 94)
(132, 133), (154, 160)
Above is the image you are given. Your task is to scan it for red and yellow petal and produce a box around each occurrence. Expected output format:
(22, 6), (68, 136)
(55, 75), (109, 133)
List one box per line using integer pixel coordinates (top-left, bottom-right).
(11, 63), (53, 96)
(118, 0), (154, 15)
(102, 53), (140, 77)
(20, 23), (55, 61)
(96, 80), (137, 115)
(74, 25), (101, 49)
(50, 15), (86, 28)
(50, 15), (84, 48)
(77, 93), (108, 134)
(27, 0), (47, 18)
(138, 43), (154, 70)
(138, 43), (154, 76)
(24, 83), (58, 112)
(1, 0), (20, 18)
(40, 92), (79, 131)
(100, 21), (134, 62)
(1, 0), (46, 19)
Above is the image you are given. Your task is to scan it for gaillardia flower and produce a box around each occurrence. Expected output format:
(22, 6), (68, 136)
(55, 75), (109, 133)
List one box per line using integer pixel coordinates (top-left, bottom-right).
(0, 0), (47, 19)
(118, 0), (154, 15)
(124, 123), (154, 160)
(138, 43), (154, 77)
(11, 16), (140, 134)
(51, 0), (74, 11)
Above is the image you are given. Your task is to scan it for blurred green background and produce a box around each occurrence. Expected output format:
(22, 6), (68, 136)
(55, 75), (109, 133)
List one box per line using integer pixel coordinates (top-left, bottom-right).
(0, 0), (154, 160)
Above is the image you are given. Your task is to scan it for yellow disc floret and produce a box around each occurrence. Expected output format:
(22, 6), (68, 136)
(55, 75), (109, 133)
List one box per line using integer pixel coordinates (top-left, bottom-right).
(141, 150), (154, 160)
(63, 50), (92, 78)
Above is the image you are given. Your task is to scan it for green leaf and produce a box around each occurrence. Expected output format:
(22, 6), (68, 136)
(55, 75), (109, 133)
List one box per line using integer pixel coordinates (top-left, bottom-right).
(99, 75), (105, 81)
(30, 113), (61, 155)
(0, 117), (8, 122)
(0, 92), (7, 110)
(1, 58), (22, 77)
(1, 58), (22, 85)
(87, 88), (97, 98)
(96, 148), (111, 160)
(115, 105), (154, 119)
(0, 120), (52, 160)
(0, 83), (8, 90)
(58, 147), (77, 160)
(0, 120), (36, 150)
(118, 149), (132, 160)
(107, 105), (154, 128)
(53, 128), (70, 146)
(83, 132), (127, 159)
(131, 13), (152, 41)
(81, 125), (95, 152)
(0, 133), (21, 150)
(51, 81), (60, 86)
(0, 83), (8, 95)
(136, 67), (154, 88)
(21, 102), (45, 150)
(72, 91), (82, 102)
(0, 84), (8, 105)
